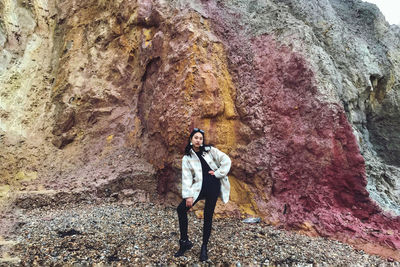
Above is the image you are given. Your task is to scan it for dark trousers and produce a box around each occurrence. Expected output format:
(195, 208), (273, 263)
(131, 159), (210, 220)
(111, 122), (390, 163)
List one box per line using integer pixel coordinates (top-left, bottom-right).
(177, 175), (221, 245)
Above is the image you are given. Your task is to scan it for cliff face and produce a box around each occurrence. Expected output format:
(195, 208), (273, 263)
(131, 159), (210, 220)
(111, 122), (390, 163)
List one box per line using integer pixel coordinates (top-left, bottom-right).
(1, 0), (400, 260)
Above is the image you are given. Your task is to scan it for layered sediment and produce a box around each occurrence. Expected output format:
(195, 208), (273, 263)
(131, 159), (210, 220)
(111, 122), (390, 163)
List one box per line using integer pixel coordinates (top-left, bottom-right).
(1, 0), (400, 260)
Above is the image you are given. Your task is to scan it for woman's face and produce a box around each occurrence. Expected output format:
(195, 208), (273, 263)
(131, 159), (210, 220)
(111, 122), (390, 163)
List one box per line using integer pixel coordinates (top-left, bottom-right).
(191, 132), (203, 149)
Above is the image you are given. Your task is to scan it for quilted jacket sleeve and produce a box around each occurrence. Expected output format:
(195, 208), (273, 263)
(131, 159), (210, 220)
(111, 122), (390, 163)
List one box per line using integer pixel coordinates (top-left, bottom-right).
(211, 147), (231, 179)
(181, 156), (194, 199)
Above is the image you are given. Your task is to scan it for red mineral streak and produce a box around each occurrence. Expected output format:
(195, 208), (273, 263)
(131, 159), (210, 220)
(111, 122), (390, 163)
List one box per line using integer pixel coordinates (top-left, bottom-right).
(251, 35), (399, 256)
(250, 35), (400, 258)
(202, 2), (400, 256)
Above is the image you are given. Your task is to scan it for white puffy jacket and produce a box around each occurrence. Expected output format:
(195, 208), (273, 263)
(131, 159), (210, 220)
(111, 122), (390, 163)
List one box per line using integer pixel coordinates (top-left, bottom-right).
(181, 146), (231, 203)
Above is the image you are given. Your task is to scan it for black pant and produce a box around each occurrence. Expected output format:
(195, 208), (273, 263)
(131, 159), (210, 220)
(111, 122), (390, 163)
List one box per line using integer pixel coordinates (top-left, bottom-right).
(177, 174), (221, 245)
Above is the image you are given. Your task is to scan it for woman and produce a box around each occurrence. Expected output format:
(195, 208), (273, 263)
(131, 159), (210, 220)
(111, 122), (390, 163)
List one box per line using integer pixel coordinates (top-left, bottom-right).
(174, 128), (231, 261)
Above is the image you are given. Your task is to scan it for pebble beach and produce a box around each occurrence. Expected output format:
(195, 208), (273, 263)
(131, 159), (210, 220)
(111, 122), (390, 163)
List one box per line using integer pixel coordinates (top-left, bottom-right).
(1, 201), (398, 266)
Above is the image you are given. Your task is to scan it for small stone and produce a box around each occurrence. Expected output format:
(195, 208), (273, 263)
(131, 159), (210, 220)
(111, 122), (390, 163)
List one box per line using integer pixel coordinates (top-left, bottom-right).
(242, 217), (261, 223)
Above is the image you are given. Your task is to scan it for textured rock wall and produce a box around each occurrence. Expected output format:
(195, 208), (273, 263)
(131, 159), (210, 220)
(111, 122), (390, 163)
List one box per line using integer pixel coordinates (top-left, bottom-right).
(0, 0), (58, 197)
(198, 0), (400, 258)
(1, 0), (400, 260)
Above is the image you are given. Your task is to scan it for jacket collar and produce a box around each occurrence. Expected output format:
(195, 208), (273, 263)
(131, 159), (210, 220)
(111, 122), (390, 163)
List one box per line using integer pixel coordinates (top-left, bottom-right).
(190, 146), (211, 158)
(190, 146), (211, 154)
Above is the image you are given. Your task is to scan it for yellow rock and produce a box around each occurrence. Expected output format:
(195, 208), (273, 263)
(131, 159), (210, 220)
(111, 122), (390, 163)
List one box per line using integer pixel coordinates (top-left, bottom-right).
(142, 28), (154, 48)
(229, 176), (260, 216)
(14, 171), (37, 182)
(0, 185), (11, 198)
(107, 134), (114, 143)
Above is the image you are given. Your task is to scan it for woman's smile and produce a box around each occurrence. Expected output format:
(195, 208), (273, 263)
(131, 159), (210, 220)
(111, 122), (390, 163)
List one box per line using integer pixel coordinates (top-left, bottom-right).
(191, 132), (203, 150)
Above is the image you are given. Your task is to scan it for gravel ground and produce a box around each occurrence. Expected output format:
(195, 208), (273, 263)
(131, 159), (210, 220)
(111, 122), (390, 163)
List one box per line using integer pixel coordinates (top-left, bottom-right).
(6, 201), (400, 266)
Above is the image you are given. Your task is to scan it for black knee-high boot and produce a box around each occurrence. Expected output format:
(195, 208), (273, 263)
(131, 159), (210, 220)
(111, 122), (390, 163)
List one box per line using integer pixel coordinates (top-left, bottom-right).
(199, 243), (208, 261)
(175, 200), (193, 257)
(174, 239), (193, 257)
(199, 178), (219, 261)
(176, 198), (200, 257)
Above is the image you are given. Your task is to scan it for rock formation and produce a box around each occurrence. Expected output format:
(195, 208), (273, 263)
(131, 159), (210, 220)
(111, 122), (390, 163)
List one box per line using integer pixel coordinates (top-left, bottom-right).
(1, 0), (400, 260)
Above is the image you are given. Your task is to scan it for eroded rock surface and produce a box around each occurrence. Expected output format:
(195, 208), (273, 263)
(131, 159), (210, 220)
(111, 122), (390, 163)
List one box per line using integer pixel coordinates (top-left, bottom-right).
(1, 0), (400, 261)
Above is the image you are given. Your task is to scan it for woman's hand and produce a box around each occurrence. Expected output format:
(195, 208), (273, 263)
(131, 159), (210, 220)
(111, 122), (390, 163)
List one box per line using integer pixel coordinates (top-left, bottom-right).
(208, 170), (215, 175)
(186, 197), (194, 208)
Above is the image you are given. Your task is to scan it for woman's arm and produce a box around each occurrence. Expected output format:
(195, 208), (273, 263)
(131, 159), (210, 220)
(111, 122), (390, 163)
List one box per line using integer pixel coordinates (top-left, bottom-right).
(211, 147), (231, 178)
(181, 156), (194, 199)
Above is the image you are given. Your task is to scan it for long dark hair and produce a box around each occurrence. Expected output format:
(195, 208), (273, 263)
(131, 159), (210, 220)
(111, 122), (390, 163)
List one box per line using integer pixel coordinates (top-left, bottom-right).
(184, 128), (212, 156)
